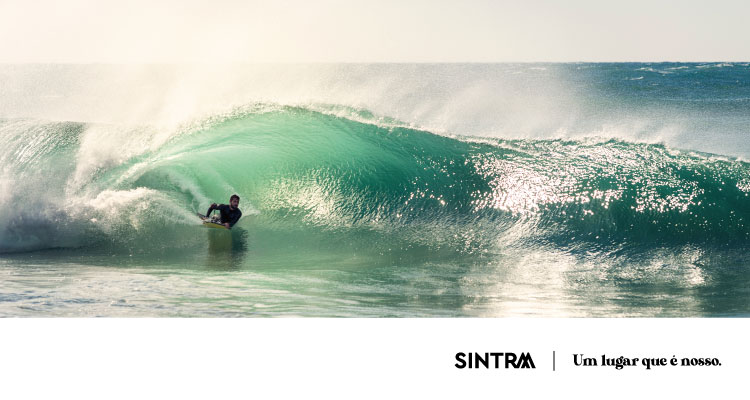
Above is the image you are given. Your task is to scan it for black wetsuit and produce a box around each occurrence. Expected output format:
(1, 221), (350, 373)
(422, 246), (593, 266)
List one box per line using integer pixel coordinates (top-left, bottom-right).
(207, 204), (242, 227)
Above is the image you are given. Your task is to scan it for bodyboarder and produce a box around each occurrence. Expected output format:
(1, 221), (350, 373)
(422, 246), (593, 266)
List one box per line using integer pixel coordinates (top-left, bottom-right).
(204, 194), (242, 229)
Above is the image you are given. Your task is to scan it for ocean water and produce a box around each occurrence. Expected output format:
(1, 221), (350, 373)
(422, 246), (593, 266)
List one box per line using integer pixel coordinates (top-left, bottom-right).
(1, 63), (749, 317)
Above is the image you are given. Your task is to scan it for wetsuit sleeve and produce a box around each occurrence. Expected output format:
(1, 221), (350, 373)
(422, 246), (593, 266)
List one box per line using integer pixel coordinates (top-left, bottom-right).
(205, 204), (216, 217)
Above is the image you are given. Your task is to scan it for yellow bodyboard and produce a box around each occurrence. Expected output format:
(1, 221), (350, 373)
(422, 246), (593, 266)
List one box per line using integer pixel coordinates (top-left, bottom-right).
(198, 213), (229, 230)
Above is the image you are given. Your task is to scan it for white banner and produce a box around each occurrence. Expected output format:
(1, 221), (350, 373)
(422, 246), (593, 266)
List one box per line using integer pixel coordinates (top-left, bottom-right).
(1, 319), (745, 399)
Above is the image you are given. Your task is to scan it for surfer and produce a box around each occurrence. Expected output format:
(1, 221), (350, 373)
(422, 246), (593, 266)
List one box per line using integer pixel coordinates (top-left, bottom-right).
(205, 194), (242, 229)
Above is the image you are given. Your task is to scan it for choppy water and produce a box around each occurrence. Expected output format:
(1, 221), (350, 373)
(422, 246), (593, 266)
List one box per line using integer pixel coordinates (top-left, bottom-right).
(1, 63), (749, 316)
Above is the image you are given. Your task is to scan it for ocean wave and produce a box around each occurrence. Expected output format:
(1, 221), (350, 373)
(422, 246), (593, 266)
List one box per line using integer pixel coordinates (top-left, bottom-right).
(2, 105), (750, 256)
(635, 67), (672, 74)
(697, 63), (735, 69)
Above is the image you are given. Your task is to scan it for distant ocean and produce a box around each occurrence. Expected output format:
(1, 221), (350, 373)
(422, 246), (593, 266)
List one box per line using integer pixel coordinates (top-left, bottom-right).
(1, 63), (749, 316)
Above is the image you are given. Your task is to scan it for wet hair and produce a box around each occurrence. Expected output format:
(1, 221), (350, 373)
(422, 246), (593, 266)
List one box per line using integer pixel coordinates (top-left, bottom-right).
(230, 194), (240, 202)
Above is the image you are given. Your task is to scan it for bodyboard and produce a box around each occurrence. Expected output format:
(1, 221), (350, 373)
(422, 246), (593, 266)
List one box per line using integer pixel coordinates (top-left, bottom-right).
(198, 213), (229, 230)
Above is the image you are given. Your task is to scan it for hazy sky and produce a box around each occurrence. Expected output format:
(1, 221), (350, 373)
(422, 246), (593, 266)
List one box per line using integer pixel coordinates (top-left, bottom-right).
(1, 0), (748, 62)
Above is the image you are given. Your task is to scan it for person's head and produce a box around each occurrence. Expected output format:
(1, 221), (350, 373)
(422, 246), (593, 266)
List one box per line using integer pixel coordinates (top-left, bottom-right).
(229, 194), (240, 208)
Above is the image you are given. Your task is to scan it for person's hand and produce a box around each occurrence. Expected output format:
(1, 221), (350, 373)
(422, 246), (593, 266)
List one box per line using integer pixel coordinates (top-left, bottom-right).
(224, 223), (231, 229)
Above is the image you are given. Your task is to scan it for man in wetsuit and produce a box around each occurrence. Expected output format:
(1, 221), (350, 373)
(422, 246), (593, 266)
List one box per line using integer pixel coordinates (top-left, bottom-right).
(206, 194), (242, 229)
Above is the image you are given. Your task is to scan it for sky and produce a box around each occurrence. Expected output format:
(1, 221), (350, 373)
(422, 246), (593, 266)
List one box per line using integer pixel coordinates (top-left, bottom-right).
(1, 0), (748, 62)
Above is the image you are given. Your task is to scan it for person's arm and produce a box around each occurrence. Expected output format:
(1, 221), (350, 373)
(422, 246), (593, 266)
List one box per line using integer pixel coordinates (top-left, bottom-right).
(205, 203), (217, 217)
